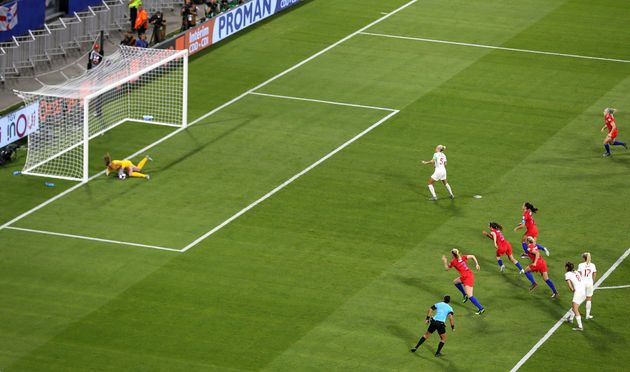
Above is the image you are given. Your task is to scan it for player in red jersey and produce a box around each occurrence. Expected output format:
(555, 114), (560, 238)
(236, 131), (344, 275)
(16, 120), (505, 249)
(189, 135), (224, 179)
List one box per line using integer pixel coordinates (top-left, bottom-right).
(514, 202), (549, 256)
(523, 237), (559, 298)
(441, 249), (485, 314)
(483, 222), (525, 273)
(601, 108), (627, 157)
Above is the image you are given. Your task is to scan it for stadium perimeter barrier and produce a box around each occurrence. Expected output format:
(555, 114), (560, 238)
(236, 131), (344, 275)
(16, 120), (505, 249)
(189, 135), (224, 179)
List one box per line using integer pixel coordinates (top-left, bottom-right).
(155, 0), (301, 55)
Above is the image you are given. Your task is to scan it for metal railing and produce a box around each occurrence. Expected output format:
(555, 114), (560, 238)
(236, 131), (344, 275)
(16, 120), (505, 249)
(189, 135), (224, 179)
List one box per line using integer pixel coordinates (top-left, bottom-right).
(0, 0), (178, 82)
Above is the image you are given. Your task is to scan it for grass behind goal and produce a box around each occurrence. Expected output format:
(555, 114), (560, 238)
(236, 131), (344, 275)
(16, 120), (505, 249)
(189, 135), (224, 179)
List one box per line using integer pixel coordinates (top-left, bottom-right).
(1, 0), (630, 370)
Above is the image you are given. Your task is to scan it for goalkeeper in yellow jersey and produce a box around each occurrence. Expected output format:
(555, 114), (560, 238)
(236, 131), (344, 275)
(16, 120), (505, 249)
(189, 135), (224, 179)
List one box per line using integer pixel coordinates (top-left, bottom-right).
(104, 153), (152, 180)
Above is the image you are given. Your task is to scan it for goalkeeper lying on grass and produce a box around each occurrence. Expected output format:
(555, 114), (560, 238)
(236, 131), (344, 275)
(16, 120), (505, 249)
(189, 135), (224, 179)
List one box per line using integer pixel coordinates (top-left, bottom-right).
(104, 153), (152, 180)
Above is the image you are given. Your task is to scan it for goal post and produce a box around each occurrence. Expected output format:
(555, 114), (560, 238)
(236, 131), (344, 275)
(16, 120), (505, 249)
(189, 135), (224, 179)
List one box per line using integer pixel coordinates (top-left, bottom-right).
(15, 46), (188, 182)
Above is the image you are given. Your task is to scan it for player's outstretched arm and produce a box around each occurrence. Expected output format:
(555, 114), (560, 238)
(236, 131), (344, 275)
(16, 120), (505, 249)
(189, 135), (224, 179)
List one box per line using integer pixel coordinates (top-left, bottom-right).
(441, 255), (450, 270)
(422, 159), (435, 165)
(467, 255), (481, 270)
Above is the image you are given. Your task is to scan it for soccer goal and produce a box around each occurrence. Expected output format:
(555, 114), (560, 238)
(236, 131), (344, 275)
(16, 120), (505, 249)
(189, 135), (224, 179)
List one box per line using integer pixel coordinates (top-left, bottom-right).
(15, 46), (188, 182)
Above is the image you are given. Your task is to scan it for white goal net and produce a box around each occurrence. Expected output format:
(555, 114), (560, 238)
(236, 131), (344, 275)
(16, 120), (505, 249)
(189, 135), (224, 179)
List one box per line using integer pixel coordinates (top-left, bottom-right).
(15, 46), (188, 182)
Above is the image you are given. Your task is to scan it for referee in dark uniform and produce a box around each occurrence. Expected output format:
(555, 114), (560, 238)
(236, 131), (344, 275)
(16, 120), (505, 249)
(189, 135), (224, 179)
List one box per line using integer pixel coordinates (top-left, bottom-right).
(411, 295), (455, 357)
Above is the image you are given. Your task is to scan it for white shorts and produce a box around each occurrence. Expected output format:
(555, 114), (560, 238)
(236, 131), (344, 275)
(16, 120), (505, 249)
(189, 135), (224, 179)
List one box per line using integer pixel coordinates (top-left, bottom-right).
(572, 290), (586, 305)
(431, 169), (447, 181)
(584, 281), (594, 297)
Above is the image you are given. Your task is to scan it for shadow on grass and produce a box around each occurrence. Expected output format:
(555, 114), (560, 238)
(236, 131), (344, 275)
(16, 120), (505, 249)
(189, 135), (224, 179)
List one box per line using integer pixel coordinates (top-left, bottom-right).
(156, 114), (258, 174)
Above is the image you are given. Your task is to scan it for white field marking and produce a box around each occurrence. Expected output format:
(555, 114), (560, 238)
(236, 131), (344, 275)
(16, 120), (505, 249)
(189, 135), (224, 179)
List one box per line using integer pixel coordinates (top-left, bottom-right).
(180, 109), (400, 252)
(248, 92), (397, 112)
(1, 0), (417, 246)
(380, 12), (389, 15)
(5, 226), (180, 252)
(0, 125), (185, 231)
(597, 284), (630, 290)
(188, 0), (417, 126)
(360, 32), (630, 64)
(510, 247), (630, 372)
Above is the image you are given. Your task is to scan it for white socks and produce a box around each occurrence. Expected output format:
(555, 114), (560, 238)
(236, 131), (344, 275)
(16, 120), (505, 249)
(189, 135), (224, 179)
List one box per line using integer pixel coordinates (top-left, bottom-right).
(586, 301), (592, 317)
(445, 183), (454, 197)
(427, 184), (453, 198)
(575, 316), (583, 329)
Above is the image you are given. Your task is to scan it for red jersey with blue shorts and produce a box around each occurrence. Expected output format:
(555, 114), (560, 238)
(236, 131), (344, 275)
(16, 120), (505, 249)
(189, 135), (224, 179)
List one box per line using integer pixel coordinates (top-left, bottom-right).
(522, 210), (538, 238)
(492, 228), (513, 257)
(449, 256), (474, 287)
(605, 113), (618, 140)
(527, 243), (547, 273)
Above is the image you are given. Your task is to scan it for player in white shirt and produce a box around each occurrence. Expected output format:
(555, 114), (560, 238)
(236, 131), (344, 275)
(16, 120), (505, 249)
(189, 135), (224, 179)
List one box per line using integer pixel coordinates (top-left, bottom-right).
(421, 144), (454, 201)
(578, 252), (597, 319)
(564, 262), (587, 331)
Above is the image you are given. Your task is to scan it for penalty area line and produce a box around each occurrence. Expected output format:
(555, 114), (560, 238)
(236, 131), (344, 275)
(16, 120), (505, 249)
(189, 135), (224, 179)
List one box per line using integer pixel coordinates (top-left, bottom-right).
(597, 284), (630, 290)
(510, 247), (630, 371)
(180, 109), (400, 252)
(5, 226), (181, 252)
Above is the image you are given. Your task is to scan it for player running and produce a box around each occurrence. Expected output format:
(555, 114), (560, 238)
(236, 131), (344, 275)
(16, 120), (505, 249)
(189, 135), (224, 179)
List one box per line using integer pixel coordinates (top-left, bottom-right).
(514, 202), (550, 256)
(442, 249), (485, 314)
(411, 295), (455, 357)
(563, 262), (587, 331)
(421, 144), (454, 201)
(578, 252), (597, 319)
(601, 108), (627, 157)
(523, 237), (559, 298)
(482, 222), (526, 273)
(104, 153), (152, 180)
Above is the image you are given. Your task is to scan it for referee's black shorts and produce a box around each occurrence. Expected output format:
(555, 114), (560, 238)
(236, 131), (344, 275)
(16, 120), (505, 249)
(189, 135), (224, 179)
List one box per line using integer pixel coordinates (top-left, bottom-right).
(427, 319), (446, 335)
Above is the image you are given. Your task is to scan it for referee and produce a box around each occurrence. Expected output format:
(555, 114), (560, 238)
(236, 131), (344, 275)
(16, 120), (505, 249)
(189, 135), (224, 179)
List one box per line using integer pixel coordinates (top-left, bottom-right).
(411, 295), (455, 357)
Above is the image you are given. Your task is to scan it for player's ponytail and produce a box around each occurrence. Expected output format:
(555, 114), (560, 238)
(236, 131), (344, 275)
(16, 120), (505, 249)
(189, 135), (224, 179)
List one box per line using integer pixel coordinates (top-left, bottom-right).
(582, 252), (591, 264)
(451, 248), (460, 259)
(565, 262), (574, 272)
(489, 222), (503, 231)
(524, 202), (538, 213)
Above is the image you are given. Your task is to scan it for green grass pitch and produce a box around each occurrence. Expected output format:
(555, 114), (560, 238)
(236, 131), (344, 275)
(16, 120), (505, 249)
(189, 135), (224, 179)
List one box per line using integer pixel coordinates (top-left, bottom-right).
(2, 0), (630, 370)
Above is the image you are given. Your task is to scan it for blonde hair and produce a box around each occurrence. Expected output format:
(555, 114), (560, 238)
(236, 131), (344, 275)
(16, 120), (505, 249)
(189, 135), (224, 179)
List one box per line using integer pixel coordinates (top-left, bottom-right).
(582, 252), (591, 264)
(451, 248), (460, 258)
(437, 144), (446, 152)
(526, 236), (536, 244)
